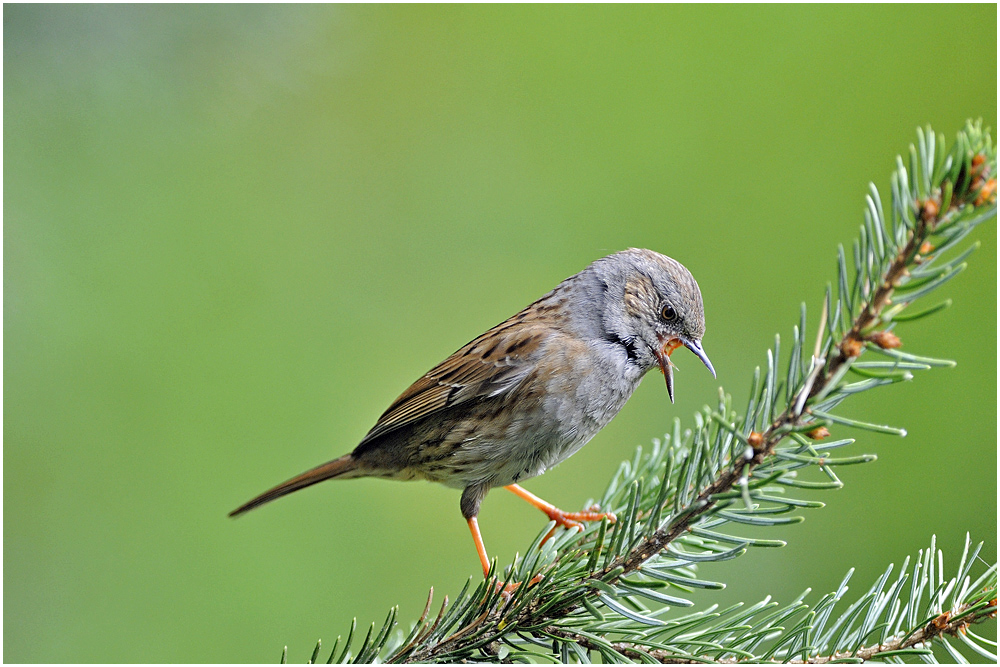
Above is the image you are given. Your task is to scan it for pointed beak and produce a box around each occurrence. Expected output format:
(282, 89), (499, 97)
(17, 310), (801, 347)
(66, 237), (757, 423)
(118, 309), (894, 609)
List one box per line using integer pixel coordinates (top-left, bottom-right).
(655, 337), (715, 404)
(656, 346), (676, 404)
(682, 338), (716, 379)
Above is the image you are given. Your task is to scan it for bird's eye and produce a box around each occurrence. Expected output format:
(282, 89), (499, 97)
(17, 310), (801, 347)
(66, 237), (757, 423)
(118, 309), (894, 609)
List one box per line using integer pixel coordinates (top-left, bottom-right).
(660, 304), (677, 322)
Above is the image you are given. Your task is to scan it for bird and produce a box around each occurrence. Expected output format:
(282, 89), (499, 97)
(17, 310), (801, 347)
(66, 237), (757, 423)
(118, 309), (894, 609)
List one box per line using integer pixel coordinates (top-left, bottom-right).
(230, 248), (715, 585)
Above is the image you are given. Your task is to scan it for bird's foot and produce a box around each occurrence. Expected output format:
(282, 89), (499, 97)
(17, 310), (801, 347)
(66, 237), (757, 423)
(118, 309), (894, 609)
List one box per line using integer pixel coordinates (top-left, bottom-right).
(495, 574), (544, 598)
(544, 506), (616, 531)
(540, 506), (616, 543)
(504, 484), (616, 543)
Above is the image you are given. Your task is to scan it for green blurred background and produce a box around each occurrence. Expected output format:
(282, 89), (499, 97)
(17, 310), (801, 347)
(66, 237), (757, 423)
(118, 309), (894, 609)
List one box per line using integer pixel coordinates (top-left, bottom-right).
(4, 5), (996, 662)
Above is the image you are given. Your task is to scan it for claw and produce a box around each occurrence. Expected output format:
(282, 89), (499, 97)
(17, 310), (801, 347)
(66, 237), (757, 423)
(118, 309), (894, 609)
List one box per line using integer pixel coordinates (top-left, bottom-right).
(496, 574), (544, 598)
(540, 507), (616, 543)
(506, 484), (616, 544)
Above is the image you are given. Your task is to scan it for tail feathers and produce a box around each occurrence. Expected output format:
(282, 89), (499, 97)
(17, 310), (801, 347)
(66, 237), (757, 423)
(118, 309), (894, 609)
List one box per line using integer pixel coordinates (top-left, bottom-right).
(229, 454), (360, 517)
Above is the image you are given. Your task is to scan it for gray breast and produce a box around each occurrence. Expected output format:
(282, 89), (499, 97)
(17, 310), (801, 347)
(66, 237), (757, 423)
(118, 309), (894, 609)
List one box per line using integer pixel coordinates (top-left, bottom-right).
(493, 338), (644, 486)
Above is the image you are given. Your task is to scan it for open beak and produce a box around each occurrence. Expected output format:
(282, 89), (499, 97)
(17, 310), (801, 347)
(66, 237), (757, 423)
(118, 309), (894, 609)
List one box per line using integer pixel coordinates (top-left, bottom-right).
(655, 337), (716, 404)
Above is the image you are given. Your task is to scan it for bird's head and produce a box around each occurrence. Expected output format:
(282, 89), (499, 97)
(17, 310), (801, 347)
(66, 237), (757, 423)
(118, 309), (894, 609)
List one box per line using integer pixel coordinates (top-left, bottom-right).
(593, 248), (715, 403)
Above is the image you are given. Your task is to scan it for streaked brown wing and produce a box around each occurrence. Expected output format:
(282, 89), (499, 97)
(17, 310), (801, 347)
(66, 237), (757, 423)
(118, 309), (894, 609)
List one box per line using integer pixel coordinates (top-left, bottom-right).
(355, 316), (557, 449)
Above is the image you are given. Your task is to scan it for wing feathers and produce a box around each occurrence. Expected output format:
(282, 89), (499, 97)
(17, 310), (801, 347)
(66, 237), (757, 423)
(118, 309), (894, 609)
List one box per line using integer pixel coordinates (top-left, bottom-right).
(355, 320), (556, 449)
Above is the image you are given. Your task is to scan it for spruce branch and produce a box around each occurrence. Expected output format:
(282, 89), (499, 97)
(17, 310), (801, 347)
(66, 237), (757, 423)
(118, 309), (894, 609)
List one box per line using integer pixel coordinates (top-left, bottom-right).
(546, 580), (998, 665)
(610, 119), (996, 580)
(288, 121), (997, 663)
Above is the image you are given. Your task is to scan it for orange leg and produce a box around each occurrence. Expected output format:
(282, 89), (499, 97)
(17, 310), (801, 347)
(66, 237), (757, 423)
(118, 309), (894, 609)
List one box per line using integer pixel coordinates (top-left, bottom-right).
(505, 484), (616, 538)
(467, 517), (491, 579)
(467, 515), (543, 595)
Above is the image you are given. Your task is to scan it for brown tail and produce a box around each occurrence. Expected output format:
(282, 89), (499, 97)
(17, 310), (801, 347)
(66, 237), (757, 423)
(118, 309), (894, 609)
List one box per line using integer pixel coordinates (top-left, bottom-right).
(229, 454), (360, 517)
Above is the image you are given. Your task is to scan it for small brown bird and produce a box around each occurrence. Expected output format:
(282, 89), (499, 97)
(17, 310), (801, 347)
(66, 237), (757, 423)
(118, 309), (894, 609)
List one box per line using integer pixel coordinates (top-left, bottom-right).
(230, 249), (714, 582)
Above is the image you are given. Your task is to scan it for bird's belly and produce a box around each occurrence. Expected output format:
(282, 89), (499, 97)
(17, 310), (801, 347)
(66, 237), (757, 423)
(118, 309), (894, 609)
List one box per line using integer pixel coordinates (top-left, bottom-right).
(434, 370), (637, 489)
(434, 432), (587, 490)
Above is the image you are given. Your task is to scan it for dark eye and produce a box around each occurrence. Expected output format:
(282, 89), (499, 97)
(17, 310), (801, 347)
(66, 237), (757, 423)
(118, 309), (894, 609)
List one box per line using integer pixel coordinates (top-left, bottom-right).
(660, 304), (677, 322)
